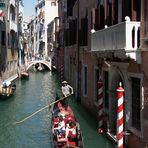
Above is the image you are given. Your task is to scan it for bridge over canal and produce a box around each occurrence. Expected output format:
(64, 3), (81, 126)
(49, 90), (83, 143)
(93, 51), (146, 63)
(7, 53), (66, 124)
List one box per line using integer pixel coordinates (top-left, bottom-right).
(25, 59), (52, 71)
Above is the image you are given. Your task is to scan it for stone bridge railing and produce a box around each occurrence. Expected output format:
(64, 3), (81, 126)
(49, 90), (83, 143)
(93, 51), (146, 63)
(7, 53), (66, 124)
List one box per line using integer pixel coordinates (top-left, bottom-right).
(26, 60), (52, 71)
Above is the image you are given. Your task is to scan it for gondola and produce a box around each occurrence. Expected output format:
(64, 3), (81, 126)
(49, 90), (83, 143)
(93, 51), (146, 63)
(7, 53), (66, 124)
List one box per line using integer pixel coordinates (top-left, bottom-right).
(51, 101), (84, 148)
(20, 71), (29, 79)
(0, 84), (16, 97)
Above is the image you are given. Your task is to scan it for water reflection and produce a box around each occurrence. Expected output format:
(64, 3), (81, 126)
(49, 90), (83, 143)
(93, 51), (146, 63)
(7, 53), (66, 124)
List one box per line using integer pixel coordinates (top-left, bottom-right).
(0, 71), (57, 148)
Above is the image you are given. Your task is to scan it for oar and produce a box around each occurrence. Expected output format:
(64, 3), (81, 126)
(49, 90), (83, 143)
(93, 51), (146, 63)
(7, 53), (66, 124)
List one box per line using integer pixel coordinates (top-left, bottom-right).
(14, 93), (73, 124)
(48, 93), (72, 110)
(14, 105), (49, 124)
(63, 144), (79, 148)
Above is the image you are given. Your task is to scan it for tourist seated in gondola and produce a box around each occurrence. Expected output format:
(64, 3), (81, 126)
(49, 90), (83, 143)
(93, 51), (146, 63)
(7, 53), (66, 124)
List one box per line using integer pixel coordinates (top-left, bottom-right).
(52, 108), (60, 117)
(65, 120), (77, 142)
(58, 107), (70, 119)
(52, 104), (69, 119)
(54, 116), (66, 137)
(52, 116), (60, 129)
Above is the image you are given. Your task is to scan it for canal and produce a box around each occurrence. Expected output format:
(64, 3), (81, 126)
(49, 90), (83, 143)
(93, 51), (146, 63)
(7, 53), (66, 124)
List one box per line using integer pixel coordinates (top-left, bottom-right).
(0, 71), (117, 148)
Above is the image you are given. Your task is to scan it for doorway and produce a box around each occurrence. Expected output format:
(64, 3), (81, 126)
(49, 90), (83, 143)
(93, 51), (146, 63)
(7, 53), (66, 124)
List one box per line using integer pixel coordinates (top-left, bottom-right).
(109, 69), (124, 136)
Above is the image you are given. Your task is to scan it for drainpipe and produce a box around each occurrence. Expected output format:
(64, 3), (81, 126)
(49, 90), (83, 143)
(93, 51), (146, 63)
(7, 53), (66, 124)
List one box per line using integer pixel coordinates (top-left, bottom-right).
(17, 0), (21, 77)
(77, 0), (80, 101)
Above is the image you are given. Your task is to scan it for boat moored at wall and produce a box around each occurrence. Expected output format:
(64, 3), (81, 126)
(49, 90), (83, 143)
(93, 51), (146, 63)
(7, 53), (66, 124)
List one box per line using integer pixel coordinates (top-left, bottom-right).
(0, 83), (16, 97)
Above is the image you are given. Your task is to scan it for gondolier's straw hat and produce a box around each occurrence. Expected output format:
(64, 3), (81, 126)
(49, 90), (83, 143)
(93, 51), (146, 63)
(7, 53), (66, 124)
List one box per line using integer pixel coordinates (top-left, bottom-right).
(62, 81), (68, 84)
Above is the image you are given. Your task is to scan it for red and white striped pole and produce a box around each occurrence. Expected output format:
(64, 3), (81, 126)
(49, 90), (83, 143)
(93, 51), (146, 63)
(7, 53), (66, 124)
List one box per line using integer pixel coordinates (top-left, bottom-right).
(60, 65), (64, 81)
(117, 82), (124, 148)
(98, 77), (103, 134)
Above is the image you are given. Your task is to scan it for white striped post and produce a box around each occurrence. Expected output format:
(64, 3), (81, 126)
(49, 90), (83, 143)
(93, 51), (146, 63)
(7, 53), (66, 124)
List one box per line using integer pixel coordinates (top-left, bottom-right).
(117, 82), (124, 148)
(98, 77), (103, 134)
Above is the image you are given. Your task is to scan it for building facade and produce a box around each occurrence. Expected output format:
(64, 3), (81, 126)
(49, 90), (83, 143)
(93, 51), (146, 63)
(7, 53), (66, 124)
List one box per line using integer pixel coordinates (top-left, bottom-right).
(47, 17), (60, 69)
(34, 0), (58, 60)
(0, 0), (24, 86)
(57, 0), (148, 147)
(27, 19), (35, 61)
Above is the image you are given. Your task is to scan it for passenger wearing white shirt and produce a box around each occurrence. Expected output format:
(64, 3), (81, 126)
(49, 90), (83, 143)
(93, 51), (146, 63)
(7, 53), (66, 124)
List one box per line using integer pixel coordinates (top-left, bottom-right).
(54, 117), (65, 135)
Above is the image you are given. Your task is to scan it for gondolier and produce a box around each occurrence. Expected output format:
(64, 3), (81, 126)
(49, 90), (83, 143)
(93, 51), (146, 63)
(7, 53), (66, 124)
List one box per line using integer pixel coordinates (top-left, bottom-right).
(61, 81), (74, 110)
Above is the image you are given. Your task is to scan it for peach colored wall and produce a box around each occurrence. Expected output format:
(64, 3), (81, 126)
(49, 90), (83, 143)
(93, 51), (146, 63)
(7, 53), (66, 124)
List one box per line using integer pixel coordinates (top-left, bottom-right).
(73, 0), (97, 50)
(80, 50), (99, 116)
(74, 1), (101, 116)
(128, 60), (141, 73)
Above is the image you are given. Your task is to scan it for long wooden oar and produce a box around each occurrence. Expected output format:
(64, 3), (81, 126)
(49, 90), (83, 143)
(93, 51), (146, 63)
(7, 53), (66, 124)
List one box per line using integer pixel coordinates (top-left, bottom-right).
(14, 105), (49, 124)
(14, 93), (72, 124)
(48, 93), (72, 110)
(63, 144), (79, 148)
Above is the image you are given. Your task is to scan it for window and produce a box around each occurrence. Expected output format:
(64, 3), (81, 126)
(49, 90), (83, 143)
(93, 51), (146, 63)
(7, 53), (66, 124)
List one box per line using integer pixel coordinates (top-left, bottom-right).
(1, 31), (6, 46)
(51, 2), (56, 6)
(104, 71), (109, 109)
(131, 77), (141, 130)
(83, 65), (88, 95)
(10, 31), (16, 49)
(10, 5), (15, 21)
(8, 33), (10, 46)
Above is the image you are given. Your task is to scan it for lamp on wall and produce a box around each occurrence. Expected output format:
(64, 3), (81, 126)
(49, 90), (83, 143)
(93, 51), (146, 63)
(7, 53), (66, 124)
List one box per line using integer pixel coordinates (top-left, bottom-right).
(104, 60), (111, 68)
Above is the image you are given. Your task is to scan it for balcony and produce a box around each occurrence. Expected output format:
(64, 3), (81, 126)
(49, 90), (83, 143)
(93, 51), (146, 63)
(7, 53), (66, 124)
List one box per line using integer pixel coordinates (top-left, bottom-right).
(10, 20), (17, 32)
(10, 0), (15, 7)
(91, 17), (141, 63)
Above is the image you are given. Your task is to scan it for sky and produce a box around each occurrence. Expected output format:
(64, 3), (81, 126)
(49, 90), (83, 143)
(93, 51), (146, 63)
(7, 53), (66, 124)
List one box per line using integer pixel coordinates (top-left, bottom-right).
(23, 0), (36, 22)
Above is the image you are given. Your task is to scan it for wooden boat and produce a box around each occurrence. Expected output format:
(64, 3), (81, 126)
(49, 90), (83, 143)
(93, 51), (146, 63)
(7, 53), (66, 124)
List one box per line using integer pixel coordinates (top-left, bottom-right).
(35, 63), (45, 72)
(20, 71), (29, 79)
(51, 101), (84, 148)
(0, 84), (16, 97)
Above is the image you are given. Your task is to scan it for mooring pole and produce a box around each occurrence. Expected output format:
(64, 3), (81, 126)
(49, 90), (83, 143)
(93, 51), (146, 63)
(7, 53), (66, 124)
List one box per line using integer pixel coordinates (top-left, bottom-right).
(117, 82), (124, 148)
(98, 77), (103, 134)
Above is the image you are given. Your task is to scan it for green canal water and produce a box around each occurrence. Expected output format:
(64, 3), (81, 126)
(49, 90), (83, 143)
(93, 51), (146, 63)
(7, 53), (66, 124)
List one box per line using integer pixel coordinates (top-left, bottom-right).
(0, 71), (117, 148)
